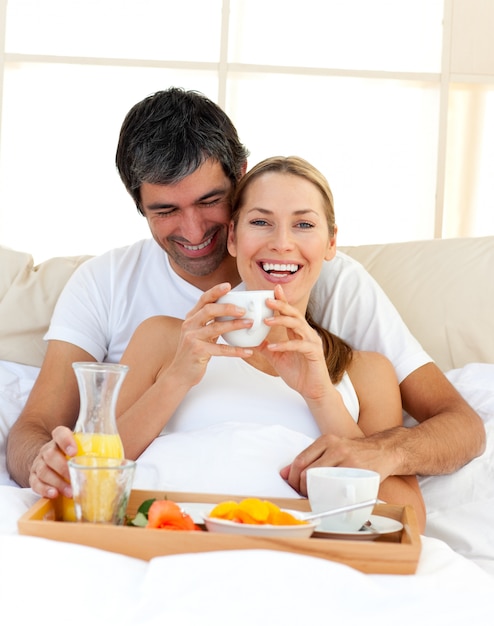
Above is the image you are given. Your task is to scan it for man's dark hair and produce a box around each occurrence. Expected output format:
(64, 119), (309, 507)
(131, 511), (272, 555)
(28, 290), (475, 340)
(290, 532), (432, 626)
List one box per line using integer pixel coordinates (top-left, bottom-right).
(116, 87), (249, 213)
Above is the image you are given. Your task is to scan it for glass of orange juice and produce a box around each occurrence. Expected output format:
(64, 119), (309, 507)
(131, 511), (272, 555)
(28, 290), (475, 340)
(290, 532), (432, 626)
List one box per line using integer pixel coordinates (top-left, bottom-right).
(62, 433), (125, 521)
(68, 456), (136, 524)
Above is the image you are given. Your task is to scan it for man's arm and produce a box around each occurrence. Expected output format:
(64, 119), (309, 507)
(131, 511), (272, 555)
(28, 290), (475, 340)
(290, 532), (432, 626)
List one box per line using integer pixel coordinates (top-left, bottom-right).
(281, 363), (486, 495)
(6, 340), (96, 492)
(396, 361), (485, 474)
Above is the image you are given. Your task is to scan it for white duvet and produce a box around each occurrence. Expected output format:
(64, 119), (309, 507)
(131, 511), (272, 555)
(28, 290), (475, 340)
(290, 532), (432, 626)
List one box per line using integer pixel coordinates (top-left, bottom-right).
(1, 360), (494, 625)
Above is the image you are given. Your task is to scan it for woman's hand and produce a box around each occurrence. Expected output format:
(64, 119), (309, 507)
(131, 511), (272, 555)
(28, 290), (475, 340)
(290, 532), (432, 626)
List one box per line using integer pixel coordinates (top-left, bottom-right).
(163, 282), (256, 388)
(259, 284), (333, 401)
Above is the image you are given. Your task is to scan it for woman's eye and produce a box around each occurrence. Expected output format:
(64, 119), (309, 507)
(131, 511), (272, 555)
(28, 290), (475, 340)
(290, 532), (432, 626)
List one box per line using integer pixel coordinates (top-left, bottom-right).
(250, 219), (268, 226)
(297, 221), (314, 229)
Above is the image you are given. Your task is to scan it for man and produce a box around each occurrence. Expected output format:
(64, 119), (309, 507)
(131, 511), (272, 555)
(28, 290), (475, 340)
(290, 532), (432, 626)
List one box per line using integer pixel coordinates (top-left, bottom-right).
(6, 87), (485, 499)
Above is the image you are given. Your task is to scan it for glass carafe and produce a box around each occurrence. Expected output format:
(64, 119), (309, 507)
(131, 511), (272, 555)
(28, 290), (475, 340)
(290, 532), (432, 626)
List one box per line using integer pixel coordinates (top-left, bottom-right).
(62, 362), (128, 521)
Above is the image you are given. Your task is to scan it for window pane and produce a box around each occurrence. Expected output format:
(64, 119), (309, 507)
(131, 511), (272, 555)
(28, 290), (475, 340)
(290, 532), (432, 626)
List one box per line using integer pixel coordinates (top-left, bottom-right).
(229, 0), (443, 72)
(227, 73), (439, 245)
(0, 63), (218, 262)
(444, 84), (494, 238)
(5, 0), (222, 61)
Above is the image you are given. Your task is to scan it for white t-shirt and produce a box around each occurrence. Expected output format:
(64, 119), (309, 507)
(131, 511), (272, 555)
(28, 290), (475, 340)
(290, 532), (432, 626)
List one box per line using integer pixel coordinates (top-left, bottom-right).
(45, 238), (431, 382)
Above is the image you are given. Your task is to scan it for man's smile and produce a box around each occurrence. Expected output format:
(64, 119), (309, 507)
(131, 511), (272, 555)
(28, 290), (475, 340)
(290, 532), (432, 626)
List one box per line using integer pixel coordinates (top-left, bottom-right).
(182, 234), (215, 252)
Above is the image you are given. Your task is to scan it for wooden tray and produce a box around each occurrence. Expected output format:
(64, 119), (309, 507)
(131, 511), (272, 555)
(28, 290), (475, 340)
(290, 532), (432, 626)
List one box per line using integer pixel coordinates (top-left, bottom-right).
(18, 489), (421, 574)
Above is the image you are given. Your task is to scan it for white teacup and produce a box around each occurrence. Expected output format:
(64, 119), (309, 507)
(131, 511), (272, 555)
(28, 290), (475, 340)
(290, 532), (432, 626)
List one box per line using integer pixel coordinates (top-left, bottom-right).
(307, 467), (380, 532)
(217, 290), (274, 347)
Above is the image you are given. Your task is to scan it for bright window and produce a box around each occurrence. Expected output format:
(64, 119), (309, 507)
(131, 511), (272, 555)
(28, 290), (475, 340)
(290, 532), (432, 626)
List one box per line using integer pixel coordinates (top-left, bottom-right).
(0, 0), (493, 263)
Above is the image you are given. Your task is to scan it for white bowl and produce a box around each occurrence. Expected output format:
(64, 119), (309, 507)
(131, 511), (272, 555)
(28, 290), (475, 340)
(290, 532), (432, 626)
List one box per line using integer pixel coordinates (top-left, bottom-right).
(201, 509), (317, 538)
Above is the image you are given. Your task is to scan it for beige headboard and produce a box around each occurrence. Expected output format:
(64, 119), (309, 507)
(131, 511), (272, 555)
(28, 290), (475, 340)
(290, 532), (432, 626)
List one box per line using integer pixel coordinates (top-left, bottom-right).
(339, 236), (494, 372)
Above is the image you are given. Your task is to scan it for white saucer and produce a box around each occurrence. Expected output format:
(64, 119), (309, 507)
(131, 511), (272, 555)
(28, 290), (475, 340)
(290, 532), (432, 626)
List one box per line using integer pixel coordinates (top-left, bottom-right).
(180, 502), (211, 523)
(313, 514), (403, 541)
(201, 512), (317, 538)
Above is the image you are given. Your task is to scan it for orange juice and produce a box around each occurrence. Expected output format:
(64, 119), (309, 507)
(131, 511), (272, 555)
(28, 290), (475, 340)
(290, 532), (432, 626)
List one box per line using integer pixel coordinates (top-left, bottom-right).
(62, 432), (124, 521)
(73, 432), (124, 458)
(67, 456), (135, 524)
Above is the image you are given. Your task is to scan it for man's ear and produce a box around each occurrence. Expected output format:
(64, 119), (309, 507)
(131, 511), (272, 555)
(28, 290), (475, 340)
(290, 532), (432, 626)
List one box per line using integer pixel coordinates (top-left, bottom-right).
(240, 161), (248, 177)
(324, 225), (338, 261)
(227, 221), (237, 257)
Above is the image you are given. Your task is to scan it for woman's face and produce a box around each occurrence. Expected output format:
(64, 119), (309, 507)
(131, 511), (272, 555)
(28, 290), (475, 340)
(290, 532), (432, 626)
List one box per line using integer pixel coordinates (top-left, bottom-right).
(227, 171), (337, 311)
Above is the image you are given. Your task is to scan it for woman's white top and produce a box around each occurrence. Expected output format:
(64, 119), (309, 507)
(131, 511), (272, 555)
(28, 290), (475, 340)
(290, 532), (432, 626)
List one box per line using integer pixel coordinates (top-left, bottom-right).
(162, 348), (360, 439)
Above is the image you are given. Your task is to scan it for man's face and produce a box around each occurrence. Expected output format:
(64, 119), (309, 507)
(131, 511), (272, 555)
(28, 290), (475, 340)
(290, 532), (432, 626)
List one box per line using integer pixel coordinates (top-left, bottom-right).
(140, 159), (235, 284)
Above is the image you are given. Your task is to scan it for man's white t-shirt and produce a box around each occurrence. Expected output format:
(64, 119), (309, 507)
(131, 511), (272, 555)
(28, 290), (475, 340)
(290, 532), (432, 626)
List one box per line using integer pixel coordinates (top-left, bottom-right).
(45, 238), (431, 383)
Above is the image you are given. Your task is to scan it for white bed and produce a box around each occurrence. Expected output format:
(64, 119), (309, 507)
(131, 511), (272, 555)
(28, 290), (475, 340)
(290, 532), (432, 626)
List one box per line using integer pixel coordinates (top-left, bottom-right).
(1, 359), (494, 625)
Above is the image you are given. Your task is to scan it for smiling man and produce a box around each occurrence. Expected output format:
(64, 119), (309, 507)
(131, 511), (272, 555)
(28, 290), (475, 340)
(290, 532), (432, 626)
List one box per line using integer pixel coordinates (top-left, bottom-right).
(7, 87), (484, 498)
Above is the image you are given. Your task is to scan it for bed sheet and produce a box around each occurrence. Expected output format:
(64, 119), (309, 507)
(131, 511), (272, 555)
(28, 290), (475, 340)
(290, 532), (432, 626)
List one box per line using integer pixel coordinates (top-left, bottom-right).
(0, 530), (493, 626)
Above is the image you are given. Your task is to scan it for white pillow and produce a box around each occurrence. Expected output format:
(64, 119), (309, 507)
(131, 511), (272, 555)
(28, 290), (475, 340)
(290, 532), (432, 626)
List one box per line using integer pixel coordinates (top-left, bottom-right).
(419, 421), (494, 574)
(418, 364), (494, 574)
(0, 361), (39, 486)
(0, 248), (90, 367)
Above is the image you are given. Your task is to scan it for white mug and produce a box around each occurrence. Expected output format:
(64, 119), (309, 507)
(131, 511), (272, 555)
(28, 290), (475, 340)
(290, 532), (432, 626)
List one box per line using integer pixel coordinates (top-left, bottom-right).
(307, 467), (380, 532)
(216, 290), (274, 347)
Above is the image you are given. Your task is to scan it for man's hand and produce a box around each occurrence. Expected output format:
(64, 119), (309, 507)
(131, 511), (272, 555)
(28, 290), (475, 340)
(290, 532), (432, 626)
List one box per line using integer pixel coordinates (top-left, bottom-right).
(280, 431), (402, 496)
(28, 426), (78, 499)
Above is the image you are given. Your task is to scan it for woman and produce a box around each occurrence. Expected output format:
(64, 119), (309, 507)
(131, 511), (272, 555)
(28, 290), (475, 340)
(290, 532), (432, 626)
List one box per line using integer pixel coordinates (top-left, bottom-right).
(116, 156), (426, 530)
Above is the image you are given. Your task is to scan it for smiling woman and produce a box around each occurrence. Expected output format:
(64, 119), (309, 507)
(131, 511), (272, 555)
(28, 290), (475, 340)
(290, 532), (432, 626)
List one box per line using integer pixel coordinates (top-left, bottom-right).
(1, 0), (494, 263)
(227, 159), (336, 312)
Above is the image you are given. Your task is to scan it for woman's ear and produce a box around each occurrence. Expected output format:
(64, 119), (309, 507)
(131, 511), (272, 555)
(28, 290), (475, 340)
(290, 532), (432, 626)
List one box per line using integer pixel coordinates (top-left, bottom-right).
(227, 221), (237, 257)
(324, 225), (338, 261)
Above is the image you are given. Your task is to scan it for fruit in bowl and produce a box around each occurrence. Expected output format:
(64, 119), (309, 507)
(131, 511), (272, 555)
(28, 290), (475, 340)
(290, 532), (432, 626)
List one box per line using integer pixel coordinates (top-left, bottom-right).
(209, 498), (307, 525)
(203, 498), (316, 538)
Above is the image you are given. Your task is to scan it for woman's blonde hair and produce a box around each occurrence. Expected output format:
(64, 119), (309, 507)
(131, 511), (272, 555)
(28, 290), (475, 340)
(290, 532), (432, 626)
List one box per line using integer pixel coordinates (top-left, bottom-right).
(231, 156), (352, 383)
(231, 155), (335, 234)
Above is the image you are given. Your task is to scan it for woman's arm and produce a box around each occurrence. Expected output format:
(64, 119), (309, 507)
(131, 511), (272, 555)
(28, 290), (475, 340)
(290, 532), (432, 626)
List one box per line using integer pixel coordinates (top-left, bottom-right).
(348, 351), (426, 532)
(116, 316), (189, 458)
